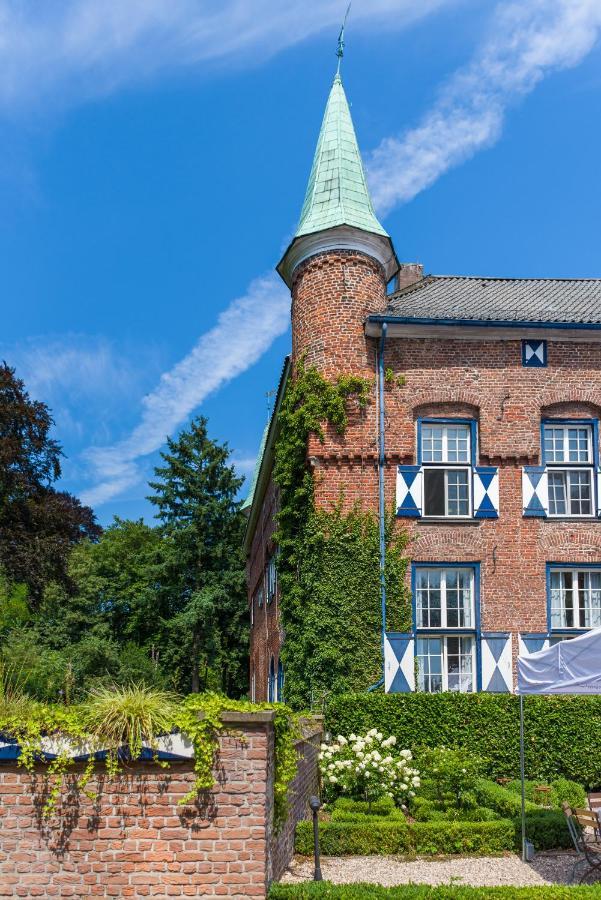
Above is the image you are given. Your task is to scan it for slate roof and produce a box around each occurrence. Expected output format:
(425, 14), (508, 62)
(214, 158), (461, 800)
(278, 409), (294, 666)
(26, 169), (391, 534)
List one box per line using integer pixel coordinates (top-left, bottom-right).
(385, 276), (601, 325)
(295, 75), (388, 240)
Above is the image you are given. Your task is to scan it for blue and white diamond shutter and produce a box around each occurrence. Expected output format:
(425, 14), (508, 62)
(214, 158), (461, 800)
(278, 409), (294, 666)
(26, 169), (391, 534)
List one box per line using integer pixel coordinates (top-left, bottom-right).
(384, 634), (415, 692)
(396, 466), (422, 517)
(522, 466), (548, 517)
(473, 467), (499, 519)
(481, 633), (512, 692)
(518, 633), (549, 656)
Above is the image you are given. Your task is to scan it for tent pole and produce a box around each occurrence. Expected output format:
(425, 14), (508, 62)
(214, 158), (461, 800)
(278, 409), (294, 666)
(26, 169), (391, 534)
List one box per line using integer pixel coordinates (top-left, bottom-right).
(520, 693), (526, 862)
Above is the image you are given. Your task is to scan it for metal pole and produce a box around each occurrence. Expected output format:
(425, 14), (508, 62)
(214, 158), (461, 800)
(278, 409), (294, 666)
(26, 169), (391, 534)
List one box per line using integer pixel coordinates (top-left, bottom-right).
(520, 694), (527, 862)
(309, 796), (322, 881)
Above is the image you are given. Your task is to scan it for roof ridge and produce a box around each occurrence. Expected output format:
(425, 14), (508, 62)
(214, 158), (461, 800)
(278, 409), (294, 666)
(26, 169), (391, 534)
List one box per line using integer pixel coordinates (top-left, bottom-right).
(424, 275), (601, 283)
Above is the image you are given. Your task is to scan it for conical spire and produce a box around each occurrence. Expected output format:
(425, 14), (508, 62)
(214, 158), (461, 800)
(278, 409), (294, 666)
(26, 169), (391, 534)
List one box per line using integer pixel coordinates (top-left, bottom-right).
(296, 74), (388, 240)
(277, 75), (398, 287)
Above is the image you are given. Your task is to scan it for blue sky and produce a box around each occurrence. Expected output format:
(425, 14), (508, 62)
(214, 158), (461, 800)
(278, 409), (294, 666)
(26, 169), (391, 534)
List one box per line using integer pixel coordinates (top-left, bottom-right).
(1, 0), (600, 526)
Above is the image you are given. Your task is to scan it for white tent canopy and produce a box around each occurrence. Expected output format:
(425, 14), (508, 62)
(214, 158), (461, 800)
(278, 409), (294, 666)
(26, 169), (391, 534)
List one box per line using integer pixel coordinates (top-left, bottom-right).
(516, 626), (601, 861)
(518, 627), (601, 695)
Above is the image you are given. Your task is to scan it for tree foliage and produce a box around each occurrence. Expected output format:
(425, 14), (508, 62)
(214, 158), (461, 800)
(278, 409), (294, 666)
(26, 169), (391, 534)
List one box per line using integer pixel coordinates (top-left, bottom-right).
(0, 363), (100, 602)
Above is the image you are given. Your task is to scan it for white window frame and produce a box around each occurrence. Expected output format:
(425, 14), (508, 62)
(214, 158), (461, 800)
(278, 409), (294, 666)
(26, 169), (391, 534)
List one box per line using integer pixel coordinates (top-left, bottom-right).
(547, 468), (594, 518)
(415, 567), (475, 629)
(416, 635), (476, 693)
(420, 423), (473, 519)
(550, 567), (601, 630)
(543, 424), (593, 464)
(266, 554), (277, 604)
(421, 423), (472, 464)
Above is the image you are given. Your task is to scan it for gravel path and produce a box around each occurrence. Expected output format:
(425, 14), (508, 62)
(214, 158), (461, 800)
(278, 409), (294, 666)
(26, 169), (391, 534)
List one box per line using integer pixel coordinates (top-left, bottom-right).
(281, 852), (588, 887)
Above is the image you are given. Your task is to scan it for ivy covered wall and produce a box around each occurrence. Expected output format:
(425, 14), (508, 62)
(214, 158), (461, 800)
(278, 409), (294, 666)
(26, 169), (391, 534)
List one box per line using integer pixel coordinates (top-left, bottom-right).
(273, 361), (410, 709)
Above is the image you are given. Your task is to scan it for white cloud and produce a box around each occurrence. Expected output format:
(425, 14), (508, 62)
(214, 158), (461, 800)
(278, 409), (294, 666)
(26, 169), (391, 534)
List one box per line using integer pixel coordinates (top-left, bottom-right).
(1, 334), (159, 441)
(80, 272), (289, 507)
(0, 0), (452, 112)
(368, 0), (601, 216)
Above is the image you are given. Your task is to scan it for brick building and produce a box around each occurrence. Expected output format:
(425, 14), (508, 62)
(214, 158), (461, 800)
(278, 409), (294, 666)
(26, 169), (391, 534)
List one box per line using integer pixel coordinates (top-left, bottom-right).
(243, 71), (601, 703)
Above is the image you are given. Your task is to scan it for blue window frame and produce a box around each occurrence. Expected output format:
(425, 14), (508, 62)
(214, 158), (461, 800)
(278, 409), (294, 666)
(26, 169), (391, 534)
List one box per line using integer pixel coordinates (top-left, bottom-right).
(541, 419), (598, 518)
(277, 660), (284, 703)
(412, 562), (481, 693)
(417, 419), (477, 519)
(268, 656), (276, 702)
(547, 562), (601, 634)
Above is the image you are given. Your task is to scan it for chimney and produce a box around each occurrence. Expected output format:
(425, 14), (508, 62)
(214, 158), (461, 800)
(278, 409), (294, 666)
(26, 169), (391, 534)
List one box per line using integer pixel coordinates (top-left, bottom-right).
(395, 263), (423, 291)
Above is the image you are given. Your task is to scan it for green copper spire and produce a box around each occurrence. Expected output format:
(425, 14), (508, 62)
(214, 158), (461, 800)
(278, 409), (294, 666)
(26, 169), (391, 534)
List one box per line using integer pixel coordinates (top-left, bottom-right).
(295, 74), (388, 240)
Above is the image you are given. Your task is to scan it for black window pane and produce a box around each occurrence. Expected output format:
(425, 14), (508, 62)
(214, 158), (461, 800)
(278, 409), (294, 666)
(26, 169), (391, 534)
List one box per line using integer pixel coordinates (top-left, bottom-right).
(424, 469), (445, 516)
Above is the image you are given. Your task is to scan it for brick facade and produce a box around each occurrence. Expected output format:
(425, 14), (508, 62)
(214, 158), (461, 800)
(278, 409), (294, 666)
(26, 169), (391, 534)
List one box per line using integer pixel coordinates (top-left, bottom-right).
(247, 243), (601, 699)
(0, 714), (322, 898)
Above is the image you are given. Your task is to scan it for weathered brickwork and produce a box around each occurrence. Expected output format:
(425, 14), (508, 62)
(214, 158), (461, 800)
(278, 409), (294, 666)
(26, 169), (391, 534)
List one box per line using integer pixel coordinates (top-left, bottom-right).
(0, 715), (322, 898)
(247, 479), (281, 703)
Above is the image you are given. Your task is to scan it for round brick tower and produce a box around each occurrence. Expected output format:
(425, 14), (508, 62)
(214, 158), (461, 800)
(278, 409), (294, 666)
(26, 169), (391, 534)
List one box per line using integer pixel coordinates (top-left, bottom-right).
(277, 73), (399, 379)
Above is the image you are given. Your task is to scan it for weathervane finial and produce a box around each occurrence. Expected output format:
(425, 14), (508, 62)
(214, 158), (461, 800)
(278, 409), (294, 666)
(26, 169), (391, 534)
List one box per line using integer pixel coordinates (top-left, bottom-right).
(336, 4), (351, 76)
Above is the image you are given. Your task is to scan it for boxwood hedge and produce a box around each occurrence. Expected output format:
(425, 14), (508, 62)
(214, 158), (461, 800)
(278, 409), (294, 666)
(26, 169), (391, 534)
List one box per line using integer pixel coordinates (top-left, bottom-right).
(271, 887), (601, 899)
(325, 693), (601, 785)
(295, 820), (516, 857)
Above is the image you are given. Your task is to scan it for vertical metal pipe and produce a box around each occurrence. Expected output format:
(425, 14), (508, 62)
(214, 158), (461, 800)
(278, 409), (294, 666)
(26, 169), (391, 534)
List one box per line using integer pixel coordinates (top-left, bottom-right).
(367, 322), (388, 693)
(378, 323), (388, 665)
(520, 694), (527, 861)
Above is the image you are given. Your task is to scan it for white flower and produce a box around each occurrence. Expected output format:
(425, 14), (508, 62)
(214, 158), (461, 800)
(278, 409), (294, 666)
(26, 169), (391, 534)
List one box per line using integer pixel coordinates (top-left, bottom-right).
(349, 734), (357, 742)
(401, 750), (412, 760)
(329, 775), (337, 783)
(400, 783), (408, 791)
(409, 790), (415, 797)
(337, 736), (347, 746)
(365, 772), (370, 778)
(320, 744), (328, 751)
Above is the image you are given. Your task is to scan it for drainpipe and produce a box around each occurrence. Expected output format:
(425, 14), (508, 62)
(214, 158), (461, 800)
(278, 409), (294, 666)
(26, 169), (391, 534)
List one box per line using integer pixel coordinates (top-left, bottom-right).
(367, 322), (388, 692)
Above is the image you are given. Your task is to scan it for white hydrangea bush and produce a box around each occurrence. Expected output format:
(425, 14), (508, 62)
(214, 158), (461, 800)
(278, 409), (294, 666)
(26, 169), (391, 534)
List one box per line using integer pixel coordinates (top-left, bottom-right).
(318, 729), (420, 805)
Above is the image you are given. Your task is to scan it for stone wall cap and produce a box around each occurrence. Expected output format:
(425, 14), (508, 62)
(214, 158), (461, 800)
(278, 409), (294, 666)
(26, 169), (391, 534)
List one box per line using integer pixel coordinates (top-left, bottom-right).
(219, 710), (277, 725)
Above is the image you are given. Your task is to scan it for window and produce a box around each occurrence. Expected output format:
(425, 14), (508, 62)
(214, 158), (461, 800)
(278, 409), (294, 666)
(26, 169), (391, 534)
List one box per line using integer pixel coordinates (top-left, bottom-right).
(550, 568), (601, 630)
(415, 567), (474, 628)
(266, 553), (277, 604)
(543, 423), (595, 517)
(416, 636), (475, 693)
(255, 583), (264, 610)
(420, 422), (472, 517)
(268, 656), (276, 702)
(414, 565), (477, 694)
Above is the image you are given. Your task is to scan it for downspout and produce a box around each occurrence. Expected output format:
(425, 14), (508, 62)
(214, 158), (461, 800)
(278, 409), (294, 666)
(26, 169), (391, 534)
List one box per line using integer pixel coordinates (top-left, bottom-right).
(368, 321), (388, 691)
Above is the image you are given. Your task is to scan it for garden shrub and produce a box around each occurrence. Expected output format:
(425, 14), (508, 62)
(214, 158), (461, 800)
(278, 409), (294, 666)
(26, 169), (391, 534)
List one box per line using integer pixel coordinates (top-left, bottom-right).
(417, 747), (485, 809)
(326, 693), (601, 786)
(506, 777), (586, 810)
(320, 731), (420, 806)
(333, 797), (397, 817)
(271, 885), (601, 898)
(295, 819), (515, 856)
(473, 779), (572, 850)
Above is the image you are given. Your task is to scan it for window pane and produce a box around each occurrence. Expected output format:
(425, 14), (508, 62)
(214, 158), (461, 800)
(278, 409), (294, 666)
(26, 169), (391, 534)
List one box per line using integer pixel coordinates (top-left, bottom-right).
(417, 638), (443, 693)
(445, 569), (472, 627)
(446, 636), (473, 693)
(447, 425), (470, 463)
(447, 470), (470, 516)
(421, 426), (443, 463)
(568, 470), (592, 516)
(416, 569), (441, 628)
(580, 571), (601, 629)
(551, 571), (573, 628)
(544, 426), (565, 462)
(423, 468), (445, 516)
(567, 427), (591, 463)
(548, 471), (567, 516)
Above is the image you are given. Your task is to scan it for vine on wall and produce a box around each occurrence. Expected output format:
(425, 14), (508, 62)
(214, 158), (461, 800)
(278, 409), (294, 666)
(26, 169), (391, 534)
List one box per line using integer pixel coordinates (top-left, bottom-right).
(0, 688), (298, 829)
(273, 361), (411, 710)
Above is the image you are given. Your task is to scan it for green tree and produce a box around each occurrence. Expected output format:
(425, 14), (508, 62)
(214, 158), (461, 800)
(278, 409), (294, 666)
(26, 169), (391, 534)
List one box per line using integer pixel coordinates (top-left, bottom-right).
(148, 417), (248, 696)
(0, 363), (100, 602)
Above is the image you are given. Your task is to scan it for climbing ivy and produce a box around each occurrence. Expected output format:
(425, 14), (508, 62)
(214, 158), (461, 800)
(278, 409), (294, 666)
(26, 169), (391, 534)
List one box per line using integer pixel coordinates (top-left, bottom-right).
(273, 361), (411, 710)
(0, 690), (298, 829)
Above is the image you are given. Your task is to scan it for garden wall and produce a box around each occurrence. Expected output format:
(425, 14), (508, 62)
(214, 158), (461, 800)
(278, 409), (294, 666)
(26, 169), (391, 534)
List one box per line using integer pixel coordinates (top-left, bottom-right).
(0, 712), (322, 899)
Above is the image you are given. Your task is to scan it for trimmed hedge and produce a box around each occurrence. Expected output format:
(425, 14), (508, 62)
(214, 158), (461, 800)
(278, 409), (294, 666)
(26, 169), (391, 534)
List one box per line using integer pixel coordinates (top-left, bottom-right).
(295, 819), (515, 856)
(474, 779), (572, 850)
(271, 886), (601, 899)
(325, 693), (601, 785)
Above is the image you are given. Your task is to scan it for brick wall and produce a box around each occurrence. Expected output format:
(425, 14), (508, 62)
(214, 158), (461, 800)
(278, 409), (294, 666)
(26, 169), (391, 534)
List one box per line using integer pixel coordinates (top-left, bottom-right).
(0, 712), (322, 898)
(247, 479), (281, 703)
